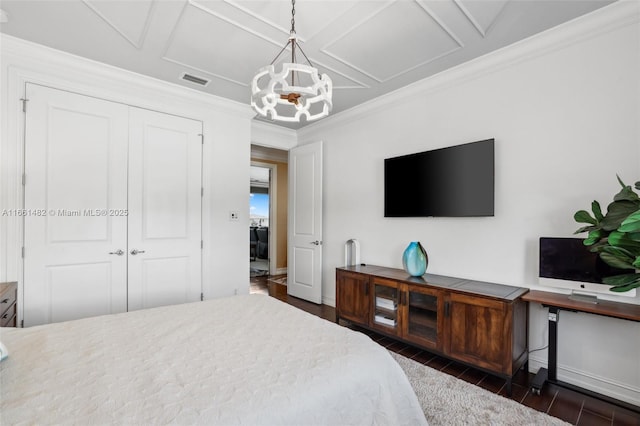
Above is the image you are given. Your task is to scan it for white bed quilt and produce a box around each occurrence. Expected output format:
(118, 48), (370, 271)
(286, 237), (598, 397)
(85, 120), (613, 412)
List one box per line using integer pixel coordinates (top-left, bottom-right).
(0, 294), (427, 425)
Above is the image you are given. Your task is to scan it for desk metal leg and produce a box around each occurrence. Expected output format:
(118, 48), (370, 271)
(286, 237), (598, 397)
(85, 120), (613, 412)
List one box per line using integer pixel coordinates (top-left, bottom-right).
(531, 306), (559, 395)
(548, 307), (558, 380)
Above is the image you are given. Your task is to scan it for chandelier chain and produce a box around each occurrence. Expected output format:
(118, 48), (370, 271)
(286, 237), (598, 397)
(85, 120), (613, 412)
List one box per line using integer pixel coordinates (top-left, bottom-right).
(290, 0), (297, 86)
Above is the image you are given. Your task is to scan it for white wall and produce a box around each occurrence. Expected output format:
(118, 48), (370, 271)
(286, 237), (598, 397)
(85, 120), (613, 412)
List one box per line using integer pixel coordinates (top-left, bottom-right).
(299, 1), (640, 406)
(0, 35), (254, 303)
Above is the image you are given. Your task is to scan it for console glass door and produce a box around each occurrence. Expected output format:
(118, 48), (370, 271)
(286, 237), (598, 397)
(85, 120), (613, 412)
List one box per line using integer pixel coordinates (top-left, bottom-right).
(372, 279), (399, 332)
(405, 288), (440, 349)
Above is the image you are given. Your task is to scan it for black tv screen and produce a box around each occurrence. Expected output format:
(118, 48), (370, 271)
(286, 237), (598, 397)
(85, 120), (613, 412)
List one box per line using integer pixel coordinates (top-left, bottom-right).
(384, 139), (494, 217)
(539, 237), (624, 284)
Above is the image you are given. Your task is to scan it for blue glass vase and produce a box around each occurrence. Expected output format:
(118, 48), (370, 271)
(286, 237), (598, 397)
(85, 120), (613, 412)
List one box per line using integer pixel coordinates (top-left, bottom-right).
(402, 242), (428, 277)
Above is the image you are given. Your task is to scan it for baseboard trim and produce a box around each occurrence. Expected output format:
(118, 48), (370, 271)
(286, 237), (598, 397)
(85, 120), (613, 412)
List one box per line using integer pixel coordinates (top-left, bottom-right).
(322, 296), (336, 308)
(529, 355), (640, 407)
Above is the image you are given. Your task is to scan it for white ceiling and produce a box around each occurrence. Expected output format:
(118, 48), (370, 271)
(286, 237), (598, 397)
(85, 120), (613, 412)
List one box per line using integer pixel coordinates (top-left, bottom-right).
(0, 0), (615, 129)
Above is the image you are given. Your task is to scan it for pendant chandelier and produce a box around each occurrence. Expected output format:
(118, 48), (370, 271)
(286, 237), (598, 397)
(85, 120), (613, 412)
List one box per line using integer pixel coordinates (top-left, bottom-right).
(250, 0), (332, 123)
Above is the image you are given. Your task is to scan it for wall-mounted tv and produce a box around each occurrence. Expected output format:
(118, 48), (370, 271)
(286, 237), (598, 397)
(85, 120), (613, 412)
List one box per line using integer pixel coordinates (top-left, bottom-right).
(384, 139), (494, 217)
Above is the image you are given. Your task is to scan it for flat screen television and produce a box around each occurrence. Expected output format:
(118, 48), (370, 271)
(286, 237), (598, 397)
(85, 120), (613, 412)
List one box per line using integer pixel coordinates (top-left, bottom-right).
(384, 139), (494, 217)
(538, 237), (636, 299)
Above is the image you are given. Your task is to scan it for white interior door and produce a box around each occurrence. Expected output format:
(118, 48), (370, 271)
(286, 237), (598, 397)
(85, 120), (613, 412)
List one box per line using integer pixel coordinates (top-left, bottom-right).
(23, 84), (129, 326)
(127, 108), (202, 311)
(287, 141), (323, 304)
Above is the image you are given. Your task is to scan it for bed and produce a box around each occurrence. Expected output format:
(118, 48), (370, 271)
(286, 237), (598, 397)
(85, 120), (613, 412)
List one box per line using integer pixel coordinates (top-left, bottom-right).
(0, 294), (427, 425)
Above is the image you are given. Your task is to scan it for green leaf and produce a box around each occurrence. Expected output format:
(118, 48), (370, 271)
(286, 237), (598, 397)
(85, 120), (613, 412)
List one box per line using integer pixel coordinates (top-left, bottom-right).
(635, 181), (640, 191)
(626, 232), (640, 242)
(602, 273), (640, 286)
(574, 225), (597, 235)
(607, 231), (640, 253)
(599, 252), (635, 269)
(574, 210), (596, 225)
(610, 282), (640, 292)
(618, 209), (640, 233)
(584, 229), (603, 245)
(600, 201), (640, 231)
(613, 184), (639, 202)
(588, 240), (608, 253)
(602, 245), (635, 262)
(633, 256), (640, 269)
(592, 201), (604, 221)
(604, 272), (640, 292)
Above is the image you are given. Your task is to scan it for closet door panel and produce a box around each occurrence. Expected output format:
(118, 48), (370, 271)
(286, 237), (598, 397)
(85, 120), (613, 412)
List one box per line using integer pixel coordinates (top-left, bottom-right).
(127, 108), (202, 311)
(140, 124), (189, 238)
(23, 84), (129, 326)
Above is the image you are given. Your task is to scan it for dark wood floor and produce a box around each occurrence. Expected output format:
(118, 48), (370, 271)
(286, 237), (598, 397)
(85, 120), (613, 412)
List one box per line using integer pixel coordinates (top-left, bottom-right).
(251, 276), (640, 426)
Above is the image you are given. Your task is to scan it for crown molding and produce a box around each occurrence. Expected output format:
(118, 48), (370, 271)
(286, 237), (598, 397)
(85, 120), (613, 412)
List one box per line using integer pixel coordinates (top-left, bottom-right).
(251, 120), (297, 150)
(298, 0), (640, 139)
(0, 33), (254, 118)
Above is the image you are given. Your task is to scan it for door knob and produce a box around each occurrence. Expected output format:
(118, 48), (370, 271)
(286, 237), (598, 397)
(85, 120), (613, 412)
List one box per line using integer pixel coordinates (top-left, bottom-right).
(130, 249), (146, 255)
(310, 240), (322, 246)
(109, 249), (124, 256)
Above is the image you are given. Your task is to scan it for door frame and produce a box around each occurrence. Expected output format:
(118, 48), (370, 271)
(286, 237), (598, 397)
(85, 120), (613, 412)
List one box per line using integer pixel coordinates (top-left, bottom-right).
(250, 160), (277, 276)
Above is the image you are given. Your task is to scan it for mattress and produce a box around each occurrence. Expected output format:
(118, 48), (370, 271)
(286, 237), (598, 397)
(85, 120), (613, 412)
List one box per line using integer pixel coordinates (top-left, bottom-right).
(0, 294), (427, 425)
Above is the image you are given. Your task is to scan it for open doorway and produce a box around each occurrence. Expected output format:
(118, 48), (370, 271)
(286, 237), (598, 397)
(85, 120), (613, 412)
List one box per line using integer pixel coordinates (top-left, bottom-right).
(249, 145), (289, 295)
(250, 165), (271, 278)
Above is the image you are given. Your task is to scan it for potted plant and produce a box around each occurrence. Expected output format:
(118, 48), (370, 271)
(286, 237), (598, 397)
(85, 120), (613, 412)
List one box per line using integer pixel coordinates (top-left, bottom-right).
(574, 176), (640, 292)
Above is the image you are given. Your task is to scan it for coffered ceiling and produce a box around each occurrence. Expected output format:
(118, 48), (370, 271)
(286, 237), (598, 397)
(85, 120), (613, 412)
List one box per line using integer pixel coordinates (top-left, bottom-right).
(0, 0), (615, 128)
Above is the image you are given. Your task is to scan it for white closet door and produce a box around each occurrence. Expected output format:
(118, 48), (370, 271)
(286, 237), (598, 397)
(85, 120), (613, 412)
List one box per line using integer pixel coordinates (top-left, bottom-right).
(127, 108), (202, 311)
(23, 84), (129, 326)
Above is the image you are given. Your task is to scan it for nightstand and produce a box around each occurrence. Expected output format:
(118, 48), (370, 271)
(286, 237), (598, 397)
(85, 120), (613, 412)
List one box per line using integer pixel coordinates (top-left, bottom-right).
(0, 282), (17, 327)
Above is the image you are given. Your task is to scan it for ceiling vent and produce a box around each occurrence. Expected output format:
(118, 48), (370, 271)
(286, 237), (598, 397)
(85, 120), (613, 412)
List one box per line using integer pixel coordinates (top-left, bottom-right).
(180, 72), (210, 87)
